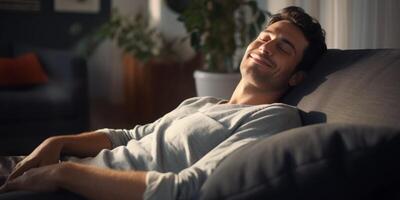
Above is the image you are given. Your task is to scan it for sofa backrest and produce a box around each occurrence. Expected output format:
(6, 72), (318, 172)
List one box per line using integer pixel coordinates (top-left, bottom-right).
(283, 49), (400, 128)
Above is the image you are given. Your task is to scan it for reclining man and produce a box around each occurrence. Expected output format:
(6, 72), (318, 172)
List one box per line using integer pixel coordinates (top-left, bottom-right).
(0, 6), (326, 200)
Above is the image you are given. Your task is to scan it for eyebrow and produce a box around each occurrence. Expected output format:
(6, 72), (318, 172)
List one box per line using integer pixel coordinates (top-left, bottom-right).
(265, 30), (297, 54)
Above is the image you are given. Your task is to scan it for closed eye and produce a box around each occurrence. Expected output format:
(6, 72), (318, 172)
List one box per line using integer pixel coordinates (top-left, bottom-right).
(257, 31), (270, 42)
(278, 43), (292, 55)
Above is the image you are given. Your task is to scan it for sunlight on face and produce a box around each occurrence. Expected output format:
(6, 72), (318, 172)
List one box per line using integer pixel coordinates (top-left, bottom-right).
(240, 20), (309, 92)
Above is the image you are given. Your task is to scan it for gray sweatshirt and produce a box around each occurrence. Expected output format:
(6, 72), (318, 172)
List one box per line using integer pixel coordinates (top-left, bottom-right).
(68, 97), (301, 200)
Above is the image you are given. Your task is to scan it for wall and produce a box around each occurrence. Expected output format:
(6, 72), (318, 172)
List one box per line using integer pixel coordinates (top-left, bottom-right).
(148, 0), (195, 62)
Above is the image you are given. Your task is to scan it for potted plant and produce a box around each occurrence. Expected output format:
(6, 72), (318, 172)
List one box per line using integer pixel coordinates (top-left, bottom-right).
(80, 9), (200, 124)
(178, 0), (268, 99)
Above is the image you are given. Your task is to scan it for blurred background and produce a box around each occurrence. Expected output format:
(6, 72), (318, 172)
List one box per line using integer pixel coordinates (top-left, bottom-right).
(0, 0), (399, 154)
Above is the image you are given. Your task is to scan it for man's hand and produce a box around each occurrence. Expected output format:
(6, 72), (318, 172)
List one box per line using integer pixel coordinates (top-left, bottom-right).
(7, 138), (62, 181)
(0, 164), (61, 193)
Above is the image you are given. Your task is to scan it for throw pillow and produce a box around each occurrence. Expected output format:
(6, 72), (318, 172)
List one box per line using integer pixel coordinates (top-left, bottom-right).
(199, 123), (400, 200)
(0, 53), (48, 86)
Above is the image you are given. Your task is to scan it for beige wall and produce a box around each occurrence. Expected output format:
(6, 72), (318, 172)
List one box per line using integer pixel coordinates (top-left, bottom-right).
(148, 0), (195, 62)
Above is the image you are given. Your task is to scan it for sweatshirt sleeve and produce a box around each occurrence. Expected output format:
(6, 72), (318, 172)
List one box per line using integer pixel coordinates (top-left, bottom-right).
(95, 118), (162, 148)
(143, 104), (301, 200)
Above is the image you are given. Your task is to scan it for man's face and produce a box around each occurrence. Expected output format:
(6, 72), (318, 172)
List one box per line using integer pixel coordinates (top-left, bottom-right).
(240, 20), (309, 92)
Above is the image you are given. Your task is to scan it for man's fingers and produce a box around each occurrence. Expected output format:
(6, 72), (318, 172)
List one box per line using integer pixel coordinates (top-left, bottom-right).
(8, 167), (24, 181)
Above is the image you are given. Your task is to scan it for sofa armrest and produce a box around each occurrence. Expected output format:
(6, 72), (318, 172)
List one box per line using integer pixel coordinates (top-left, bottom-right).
(199, 123), (400, 200)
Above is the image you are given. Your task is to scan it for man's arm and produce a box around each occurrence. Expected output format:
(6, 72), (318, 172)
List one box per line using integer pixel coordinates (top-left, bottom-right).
(7, 131), (112, 180)
(58, 162), (147, 200)
(52, 131), (112, 157)
(0, 162), (147, 200)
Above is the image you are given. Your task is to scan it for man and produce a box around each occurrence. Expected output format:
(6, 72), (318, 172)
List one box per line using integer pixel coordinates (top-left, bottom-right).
(0, 6), (326, 200)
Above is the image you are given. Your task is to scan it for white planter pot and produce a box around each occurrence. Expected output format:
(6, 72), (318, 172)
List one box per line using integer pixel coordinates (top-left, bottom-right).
(194, 70), (241, 100)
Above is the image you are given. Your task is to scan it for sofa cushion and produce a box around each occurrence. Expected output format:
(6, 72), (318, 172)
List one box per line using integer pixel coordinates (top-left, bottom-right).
(283, 49), (400, 128)
(199, 123), (400, 200)
(0, 53), (48, 87)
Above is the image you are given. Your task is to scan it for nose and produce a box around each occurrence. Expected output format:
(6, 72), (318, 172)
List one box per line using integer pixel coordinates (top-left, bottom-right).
(258, 40), (274, 56)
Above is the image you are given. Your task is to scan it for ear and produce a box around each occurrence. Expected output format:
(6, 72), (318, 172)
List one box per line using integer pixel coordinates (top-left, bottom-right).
(288, 71), (305, 86)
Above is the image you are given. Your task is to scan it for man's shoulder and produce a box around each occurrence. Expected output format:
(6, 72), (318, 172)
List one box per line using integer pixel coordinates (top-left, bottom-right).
(252, 102), (298, 113)
(266, 102), (298, 111)
(247, 103), (300, 122)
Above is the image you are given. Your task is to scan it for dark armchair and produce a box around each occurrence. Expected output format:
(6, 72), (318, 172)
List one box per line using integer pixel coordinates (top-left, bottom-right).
(0, 44), (89, 155)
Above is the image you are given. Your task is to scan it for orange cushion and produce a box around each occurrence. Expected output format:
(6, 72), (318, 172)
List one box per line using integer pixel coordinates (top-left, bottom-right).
(0, 53), (48, 86)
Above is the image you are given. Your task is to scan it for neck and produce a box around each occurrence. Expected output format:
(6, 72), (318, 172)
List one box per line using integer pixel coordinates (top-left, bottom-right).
(228, 80), (285, 105)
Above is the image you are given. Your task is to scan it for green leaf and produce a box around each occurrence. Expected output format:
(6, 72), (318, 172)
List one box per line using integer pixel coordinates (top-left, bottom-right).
(190, 32), (201, 51)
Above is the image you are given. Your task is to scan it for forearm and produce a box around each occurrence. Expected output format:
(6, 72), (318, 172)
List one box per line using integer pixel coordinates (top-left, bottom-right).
(50, 131), (112, 158)
(56, 162), (147, 200)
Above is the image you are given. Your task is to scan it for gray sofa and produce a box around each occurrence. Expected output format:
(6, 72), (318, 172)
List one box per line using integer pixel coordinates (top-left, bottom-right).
(0, 49), (399, 200)
(199, 49), (400, 200)
(0, 44), (89, 155)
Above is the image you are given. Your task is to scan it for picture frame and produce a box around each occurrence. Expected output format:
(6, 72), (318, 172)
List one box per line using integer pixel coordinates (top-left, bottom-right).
(54, 0), (100, 14)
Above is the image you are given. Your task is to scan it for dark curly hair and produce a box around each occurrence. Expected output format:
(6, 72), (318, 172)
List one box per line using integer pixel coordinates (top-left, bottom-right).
(268, 6), (327, 71)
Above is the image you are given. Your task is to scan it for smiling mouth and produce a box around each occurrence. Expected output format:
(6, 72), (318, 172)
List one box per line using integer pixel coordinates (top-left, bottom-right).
(249, 53), (274, 68)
